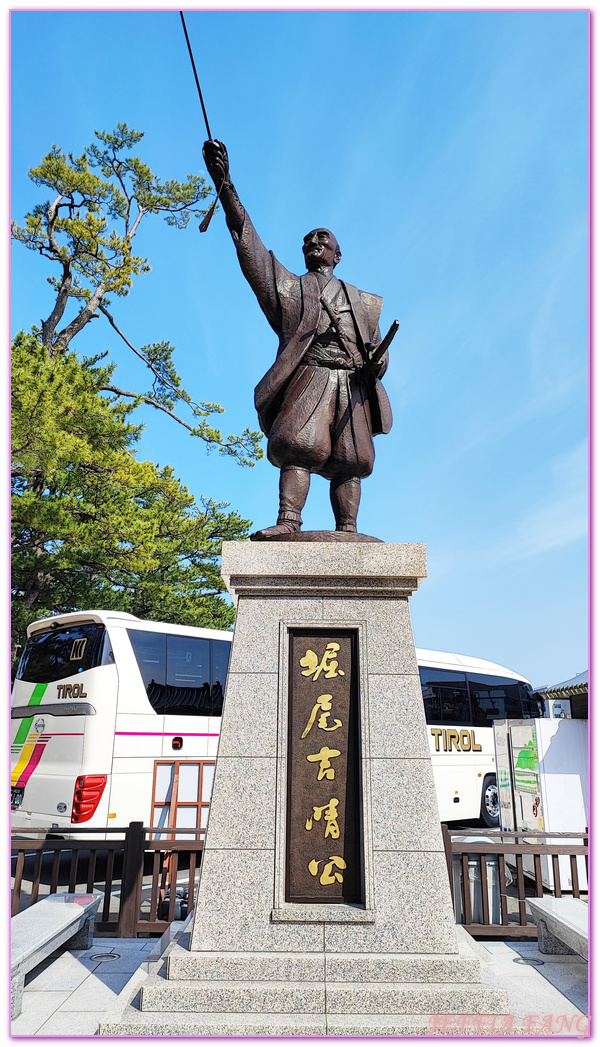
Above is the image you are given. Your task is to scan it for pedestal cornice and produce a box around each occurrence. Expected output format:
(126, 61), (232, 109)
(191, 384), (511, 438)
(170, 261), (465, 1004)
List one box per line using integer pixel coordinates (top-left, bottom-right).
(221, 541), (427, 602)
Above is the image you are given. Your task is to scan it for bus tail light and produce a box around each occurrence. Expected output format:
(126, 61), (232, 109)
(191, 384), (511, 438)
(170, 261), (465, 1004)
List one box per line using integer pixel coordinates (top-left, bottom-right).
(71, 775), (107, 823)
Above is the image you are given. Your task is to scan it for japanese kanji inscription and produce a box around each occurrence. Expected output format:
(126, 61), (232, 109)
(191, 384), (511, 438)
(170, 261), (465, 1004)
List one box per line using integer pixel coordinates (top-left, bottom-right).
(286, 631), (361, 903)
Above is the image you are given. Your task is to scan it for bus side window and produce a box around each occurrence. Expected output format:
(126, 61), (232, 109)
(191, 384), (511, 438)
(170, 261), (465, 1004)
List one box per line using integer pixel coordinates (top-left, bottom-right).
(100, 632), (115, 665)
(421, 683), (441, 724)
(127, 630), (167, 707)
(418, 667), (470, 724)
(127, 629), (229, 716)
(166, 635), (210, 713)
(210, 639), (231, 715)
(167, 636), (209, 690)
(468, 674), (522, 724)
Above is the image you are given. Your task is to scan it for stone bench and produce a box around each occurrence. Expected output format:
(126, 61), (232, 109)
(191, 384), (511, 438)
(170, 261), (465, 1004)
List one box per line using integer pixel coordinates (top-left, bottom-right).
(527, 897), (588, 960)
(11, 892), (103, 1018)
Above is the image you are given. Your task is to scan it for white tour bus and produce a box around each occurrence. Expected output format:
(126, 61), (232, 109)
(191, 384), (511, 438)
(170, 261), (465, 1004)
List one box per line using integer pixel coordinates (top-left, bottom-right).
(11, 609), (539, 835)
(11, 610), (232, 838)
(417, 647), (542, 825)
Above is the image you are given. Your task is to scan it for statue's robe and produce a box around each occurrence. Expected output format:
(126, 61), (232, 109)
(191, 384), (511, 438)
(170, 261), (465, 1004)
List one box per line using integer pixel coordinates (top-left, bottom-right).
(230, 213), (393, 480)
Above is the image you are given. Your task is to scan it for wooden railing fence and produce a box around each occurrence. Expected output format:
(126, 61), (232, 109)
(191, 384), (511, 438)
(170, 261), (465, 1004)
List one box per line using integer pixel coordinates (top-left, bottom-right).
(442, 825), (588, 938)
(13, 822), (588, 941)
(11, 822), (204, 937)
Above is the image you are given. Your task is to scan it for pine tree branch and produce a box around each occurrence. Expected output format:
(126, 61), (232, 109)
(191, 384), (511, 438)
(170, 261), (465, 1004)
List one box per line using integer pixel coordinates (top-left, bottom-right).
(41, 260), (73, 348)
(128, 207), (146, 240)
(101, 384), (195, 431)
(98, 305), (215, 419)
(98, 304), (169, 381)
(46, 194), (65, 256)
(53, 283), (106, 353)
(36, 195), (74, 347)
(100, 381), (260, 465)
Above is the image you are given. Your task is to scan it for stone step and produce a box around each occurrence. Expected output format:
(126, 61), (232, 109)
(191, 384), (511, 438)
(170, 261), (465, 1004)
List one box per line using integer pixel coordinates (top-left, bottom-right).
(100, 1010), (329, 1036)
(167, 946), (481, 984)
(326, 981), (510, 1015)
(100, 1010), (514, 1037)
(141, 978), (323, 1014)
(329, 953), (483, 984)
(167, 946), (323, 982)
(140, 978), (509, 1015)
(326, 1013), (519, 1036)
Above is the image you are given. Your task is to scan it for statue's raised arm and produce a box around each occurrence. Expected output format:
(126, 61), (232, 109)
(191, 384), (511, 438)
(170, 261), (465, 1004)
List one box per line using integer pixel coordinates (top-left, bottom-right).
(203, 139), (287, 332)
(202, 139), (394, 542)
(202, 140), (243, 237)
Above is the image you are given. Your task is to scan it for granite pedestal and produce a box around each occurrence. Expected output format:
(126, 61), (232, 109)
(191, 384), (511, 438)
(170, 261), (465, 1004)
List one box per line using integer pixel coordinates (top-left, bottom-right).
(101, 542), (509, 1035)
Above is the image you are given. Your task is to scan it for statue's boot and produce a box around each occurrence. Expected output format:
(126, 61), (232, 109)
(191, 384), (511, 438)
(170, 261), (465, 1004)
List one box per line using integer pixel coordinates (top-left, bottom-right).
(331, 476), (361, 533)
(251, 465), (309, 539)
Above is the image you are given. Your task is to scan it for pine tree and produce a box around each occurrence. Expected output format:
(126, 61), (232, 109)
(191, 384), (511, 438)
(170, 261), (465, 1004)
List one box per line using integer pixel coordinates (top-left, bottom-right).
(11, 126), (262, 653)
(12, 123), (262, 463)
(12, 334), (250, 657)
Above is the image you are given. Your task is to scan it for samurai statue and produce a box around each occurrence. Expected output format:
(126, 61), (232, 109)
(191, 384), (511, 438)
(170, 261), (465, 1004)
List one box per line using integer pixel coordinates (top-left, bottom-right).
(203, 140), (395, 540)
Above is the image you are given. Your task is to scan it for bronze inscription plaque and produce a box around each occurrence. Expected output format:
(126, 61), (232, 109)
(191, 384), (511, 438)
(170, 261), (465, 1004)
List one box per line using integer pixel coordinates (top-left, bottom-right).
(286, 631), (361, 903)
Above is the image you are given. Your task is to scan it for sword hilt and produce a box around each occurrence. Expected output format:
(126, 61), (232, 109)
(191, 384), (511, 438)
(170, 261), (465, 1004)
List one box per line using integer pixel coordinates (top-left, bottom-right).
(369, 319), (399, 368)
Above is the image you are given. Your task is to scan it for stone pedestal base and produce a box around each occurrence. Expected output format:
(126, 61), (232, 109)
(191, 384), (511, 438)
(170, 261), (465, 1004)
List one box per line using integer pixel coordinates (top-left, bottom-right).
(101, 542), (509, 1034)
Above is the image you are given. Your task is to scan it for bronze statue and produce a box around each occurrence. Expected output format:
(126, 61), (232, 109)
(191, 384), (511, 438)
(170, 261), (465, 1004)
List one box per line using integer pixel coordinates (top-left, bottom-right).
(203, 140), (395, 541)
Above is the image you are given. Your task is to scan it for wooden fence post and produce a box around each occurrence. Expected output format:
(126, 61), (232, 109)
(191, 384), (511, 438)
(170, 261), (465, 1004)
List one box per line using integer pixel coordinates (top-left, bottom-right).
(117, 822), (145, 938)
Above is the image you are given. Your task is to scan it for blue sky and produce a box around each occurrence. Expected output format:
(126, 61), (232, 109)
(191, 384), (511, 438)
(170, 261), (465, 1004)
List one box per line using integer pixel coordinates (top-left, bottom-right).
(10, 8), (588, 688)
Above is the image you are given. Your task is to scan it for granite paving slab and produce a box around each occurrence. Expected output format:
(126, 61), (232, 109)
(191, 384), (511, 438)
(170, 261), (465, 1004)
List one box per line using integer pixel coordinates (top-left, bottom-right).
(10, 990), (72, 1035)
(59, 970), (134, 1010)
(23, 951), (92, 992)
(478, 940), (588, 1028)
(37, 1009), (108, 1036)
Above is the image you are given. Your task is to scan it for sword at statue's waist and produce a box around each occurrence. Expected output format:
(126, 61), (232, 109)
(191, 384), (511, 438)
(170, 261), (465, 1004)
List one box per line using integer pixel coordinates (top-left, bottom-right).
(368, 320), (400, 367)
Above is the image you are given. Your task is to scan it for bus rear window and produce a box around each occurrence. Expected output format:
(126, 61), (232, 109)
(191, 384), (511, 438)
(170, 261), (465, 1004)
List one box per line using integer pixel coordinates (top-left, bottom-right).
(17, 623), (109, 684)
(520, 683), (544, 718)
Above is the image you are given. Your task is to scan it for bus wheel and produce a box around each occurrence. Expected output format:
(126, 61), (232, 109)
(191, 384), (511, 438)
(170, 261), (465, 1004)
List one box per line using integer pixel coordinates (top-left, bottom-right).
(480, 775), (499, 828)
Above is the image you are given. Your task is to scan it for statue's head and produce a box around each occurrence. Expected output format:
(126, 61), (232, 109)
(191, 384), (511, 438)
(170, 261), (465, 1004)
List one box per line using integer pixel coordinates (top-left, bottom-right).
(302, 228), (341, 272)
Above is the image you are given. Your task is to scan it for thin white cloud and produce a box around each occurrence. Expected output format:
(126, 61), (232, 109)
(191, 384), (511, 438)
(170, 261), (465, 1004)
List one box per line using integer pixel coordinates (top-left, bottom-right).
(457, 372), (584, 460)
(529, 225), (588, 390)
(477, 441), (588, 564)
(427, 442), (587, 579)
(508, 491), (587, 559)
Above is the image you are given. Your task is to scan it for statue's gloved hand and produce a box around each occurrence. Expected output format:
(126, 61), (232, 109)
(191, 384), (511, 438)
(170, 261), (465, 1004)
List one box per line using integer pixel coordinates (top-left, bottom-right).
(203, 140), (230, 190)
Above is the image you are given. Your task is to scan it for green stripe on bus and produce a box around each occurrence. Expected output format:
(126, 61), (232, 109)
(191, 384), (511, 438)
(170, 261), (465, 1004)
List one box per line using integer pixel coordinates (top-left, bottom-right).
(14, 683), (48, 745)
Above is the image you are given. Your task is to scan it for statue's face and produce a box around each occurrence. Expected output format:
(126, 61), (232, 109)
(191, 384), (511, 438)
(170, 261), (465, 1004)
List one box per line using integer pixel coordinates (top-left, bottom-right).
(302, 228), (341, 271)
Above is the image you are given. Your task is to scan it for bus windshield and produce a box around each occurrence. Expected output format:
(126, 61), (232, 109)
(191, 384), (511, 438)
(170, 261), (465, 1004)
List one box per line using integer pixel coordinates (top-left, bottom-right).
(16, 623), (111, 684)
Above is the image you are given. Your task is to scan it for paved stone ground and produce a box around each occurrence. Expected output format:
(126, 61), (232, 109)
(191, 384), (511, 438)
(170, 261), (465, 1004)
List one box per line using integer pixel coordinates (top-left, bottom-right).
(11, 931), (588, 1039)
(11, 937), (156, 1036)
(458, 935), (589, 1037)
